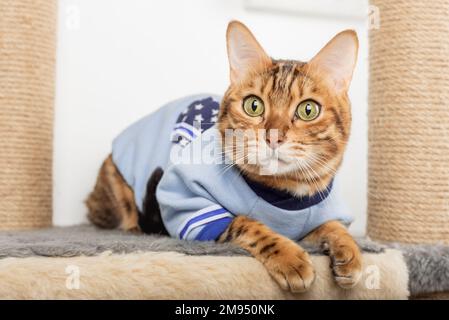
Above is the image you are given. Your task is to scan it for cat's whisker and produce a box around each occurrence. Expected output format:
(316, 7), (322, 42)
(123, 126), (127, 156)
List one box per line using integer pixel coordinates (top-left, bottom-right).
(302, 166), (324, 201)
(219, 153), (250, 176)
(293, 158), (326, 201)
(297, 162), (322, 199)
(304, 162), (327, 202)
(218, 153), (245, 170)
(307, 153), (337, 175)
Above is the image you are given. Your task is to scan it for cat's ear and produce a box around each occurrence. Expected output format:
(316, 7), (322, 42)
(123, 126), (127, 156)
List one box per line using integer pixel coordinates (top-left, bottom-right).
(309, 30), (358, 92)
(226, 21), (272, 83)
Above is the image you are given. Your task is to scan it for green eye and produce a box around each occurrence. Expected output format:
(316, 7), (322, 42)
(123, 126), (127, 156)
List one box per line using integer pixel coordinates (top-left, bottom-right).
(296, 100), (320, 121)
(243, 96), (265, 117)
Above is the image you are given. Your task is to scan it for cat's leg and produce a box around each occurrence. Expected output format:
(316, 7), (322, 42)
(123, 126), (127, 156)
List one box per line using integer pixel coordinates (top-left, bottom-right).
(303, 220), (362, 288)
(218, 216), (315, 292)
(86, 154), (140, 232)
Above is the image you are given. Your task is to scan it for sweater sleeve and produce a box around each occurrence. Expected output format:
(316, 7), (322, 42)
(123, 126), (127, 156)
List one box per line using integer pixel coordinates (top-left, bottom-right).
(155, 163), (234, 241)
(301, 178), (353, 237)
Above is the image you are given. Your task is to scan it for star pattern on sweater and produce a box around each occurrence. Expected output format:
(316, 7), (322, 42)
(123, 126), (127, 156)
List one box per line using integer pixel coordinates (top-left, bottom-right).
(171, 97), (220, 146)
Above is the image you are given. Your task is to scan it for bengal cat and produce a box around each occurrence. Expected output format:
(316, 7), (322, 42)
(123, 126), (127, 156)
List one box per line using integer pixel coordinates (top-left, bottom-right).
(87, 21), (362, 292)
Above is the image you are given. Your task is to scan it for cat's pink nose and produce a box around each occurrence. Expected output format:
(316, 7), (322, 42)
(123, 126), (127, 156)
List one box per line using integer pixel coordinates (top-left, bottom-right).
(265, 136), (285, 149)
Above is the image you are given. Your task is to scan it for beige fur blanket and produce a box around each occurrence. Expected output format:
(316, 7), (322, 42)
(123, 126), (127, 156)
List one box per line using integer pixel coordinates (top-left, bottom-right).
(0, 249), (408, 299)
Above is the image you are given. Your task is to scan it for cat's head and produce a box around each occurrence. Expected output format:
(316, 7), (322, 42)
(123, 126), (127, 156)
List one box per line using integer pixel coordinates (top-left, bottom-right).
(218, 21), (358, 196)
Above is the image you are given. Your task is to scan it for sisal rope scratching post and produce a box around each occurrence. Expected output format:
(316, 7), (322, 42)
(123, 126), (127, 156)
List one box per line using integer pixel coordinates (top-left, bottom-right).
(368, 0), (449, 244)
(0, 0), (57, 229)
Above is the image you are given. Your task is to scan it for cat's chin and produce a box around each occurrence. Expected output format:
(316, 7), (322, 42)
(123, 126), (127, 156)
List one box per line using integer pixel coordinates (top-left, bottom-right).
(245, 160), (299, 177)
(259, 165), (296, 176)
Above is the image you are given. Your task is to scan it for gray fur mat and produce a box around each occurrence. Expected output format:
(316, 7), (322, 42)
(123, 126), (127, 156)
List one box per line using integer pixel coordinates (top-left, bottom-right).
(390, 242), (449, 296)
(1, 225), (448, 296)
(0, 225), (383, 258)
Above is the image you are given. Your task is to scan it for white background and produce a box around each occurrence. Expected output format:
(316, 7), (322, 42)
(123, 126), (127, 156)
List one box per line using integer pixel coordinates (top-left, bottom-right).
(54, 0), (369, 236)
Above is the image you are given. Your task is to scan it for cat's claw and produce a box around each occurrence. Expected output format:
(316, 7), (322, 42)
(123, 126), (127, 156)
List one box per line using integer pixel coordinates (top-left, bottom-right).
(328, 244), (362, 289)
(264, 247), (316, 293)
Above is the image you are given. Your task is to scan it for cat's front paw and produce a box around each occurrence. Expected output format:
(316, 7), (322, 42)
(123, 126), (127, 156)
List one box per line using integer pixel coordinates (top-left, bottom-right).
(263, 242), (315, 293)
(324, 239), (362, 289)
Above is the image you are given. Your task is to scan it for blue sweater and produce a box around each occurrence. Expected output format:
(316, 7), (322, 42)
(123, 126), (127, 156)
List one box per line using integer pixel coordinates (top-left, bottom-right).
(112, 94), (352, 241)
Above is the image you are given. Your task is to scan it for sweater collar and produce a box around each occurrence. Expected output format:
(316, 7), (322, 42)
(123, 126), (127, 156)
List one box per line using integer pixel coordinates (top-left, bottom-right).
(242, 175), (333, 211)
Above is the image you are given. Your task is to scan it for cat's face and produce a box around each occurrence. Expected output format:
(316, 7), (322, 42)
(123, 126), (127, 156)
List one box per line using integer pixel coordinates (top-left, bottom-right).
(218, 21), (358, 195)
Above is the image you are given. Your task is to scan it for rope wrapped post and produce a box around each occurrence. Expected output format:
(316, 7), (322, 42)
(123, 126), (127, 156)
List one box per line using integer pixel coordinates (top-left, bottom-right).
(0, 0), (57, 229)
(368, 0), (449, 244)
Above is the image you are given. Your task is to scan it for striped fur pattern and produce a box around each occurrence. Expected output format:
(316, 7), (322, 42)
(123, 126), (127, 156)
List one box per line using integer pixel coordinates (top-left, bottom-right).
(86, 21), (361, 292)
(218, 60), (351, 196)
(86, 155), (140, 232)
